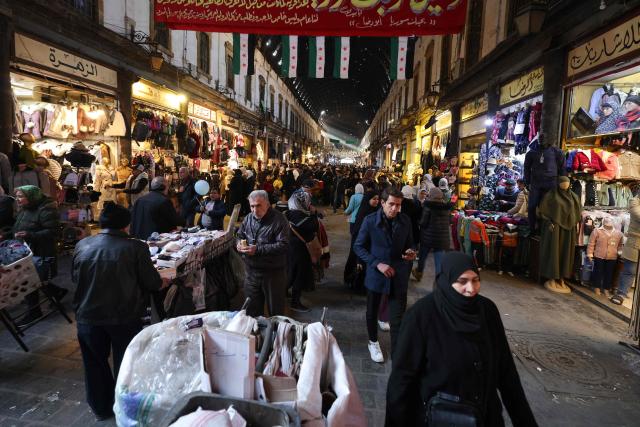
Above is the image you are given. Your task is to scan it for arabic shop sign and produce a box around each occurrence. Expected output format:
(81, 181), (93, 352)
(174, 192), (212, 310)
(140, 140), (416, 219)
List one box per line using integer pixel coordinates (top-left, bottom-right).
(499, 67), (544, 106)
(460, 93), (488, 121)
(154, 0), (468, 37)
(188, 101), (216, 121)
(14, 34), (117, 88)
(132, 80), (183, 111)
(568, 14), (640, 78)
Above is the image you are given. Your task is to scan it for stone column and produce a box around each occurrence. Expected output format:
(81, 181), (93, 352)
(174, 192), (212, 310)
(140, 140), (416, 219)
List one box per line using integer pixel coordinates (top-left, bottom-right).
(0, 10), (13, 155)
(541, 48), (565, 147)
(117, 70), (135, 161)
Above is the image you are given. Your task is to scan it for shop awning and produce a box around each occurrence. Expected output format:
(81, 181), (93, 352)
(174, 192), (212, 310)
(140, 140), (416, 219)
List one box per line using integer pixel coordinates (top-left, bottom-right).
(154, 0), (468, 37)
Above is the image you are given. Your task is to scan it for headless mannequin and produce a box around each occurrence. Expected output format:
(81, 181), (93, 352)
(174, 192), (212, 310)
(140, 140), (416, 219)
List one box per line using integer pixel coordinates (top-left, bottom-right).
(116, 157), (132, 207)
(542, 179), (576, 294)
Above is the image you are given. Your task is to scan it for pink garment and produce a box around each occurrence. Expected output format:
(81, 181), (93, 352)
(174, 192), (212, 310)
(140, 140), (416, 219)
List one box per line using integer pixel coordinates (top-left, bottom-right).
(529, 102), (542, 141)
(22, 110), (42, 139)
(596, 151), (619, 180)
(587, 227), (623, 260)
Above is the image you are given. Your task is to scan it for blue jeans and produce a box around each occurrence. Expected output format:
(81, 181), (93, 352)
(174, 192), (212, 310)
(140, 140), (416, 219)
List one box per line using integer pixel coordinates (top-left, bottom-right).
(416, 247), (444, 275)
(617, 259), (637, 297)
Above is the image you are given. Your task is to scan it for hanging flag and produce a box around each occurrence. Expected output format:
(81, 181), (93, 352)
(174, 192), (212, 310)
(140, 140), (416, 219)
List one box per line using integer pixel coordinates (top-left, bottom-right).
(281, 35), (300, 78)
(333, 37), (350, 79)
(390, 36), (416, 80)
(232, 33), (255, 75)
(308, 36), (326, 79)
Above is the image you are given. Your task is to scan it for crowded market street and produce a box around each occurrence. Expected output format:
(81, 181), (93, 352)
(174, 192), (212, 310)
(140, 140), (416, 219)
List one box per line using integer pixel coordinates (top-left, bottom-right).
(0, 210), (639, 426)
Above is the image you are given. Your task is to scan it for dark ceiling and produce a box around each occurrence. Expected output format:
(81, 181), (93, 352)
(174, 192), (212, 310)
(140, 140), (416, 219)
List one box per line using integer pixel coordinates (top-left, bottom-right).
(258, 36), (392, 140)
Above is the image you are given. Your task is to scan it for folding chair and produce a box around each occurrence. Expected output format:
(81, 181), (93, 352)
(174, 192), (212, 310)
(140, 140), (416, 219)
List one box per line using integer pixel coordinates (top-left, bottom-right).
(0, 253), (72, 352)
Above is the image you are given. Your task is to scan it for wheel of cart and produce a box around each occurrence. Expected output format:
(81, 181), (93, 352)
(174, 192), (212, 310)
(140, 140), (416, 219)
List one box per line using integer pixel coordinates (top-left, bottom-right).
(0, 245), (72, 352)
(159, 392), (300, 427)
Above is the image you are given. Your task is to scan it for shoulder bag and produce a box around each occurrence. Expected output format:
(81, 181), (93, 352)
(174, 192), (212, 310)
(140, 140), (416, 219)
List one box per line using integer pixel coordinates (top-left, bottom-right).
(290, 224), (323, 264)
(426, 392), (480, 427)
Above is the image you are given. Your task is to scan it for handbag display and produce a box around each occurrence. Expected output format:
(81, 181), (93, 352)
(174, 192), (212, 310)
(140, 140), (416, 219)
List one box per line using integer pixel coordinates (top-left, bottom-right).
(426, 392), (480, 427)
(289, 225), (323, 264)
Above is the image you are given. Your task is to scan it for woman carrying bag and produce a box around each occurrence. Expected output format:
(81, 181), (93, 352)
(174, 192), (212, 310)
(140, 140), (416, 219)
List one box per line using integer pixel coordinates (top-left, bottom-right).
(386, 252), (537, 427)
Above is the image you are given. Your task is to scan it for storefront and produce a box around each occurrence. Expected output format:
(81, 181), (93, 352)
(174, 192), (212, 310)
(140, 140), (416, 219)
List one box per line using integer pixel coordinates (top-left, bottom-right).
(10, 32), (125, 225)
(560, 12), (640, 320)
(457, 94), (488, 208)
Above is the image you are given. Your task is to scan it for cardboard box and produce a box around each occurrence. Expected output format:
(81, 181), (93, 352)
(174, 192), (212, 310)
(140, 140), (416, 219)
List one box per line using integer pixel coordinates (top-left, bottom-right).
(202, 328), (255, 399)
(254, 374), (297, 404)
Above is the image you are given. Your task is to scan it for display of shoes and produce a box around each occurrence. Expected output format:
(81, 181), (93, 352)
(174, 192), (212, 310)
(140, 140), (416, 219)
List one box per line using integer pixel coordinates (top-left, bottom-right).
(368, 341), (384, 363)
(378, 321), (390, 331)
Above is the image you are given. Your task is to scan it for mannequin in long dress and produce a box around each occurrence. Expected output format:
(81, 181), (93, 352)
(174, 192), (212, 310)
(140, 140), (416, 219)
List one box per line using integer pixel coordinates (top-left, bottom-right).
(116, 157), (132, 207)
(93, 157), (116, 215)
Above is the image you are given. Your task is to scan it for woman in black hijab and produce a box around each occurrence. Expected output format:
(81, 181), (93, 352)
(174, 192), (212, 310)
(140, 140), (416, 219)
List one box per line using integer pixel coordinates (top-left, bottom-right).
(343, 191), (380, 292)
(386, 252), (537, 427)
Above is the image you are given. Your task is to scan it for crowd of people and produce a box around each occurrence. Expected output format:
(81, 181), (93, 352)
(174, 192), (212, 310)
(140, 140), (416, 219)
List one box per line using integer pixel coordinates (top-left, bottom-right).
(0, 156), (541, 426)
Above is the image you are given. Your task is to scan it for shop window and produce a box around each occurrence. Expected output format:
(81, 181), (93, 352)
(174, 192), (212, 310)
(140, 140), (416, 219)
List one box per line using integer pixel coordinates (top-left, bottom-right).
(465, 0), (484, 68)
(566, 68), (640, 140)
(245, 75), (252, 102)
(259, 76), (266, 110)
(67, 0), (98, 21)
(198, 33), (211, 75)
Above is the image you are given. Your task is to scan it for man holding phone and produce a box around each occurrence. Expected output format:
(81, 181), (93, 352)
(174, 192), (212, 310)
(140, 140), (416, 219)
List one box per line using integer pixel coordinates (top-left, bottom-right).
(354, 188), (416, 363)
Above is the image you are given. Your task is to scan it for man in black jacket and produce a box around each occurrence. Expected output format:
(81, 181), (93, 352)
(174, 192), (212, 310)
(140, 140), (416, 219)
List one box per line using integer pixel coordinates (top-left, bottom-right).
(177, 166), (199, 227)
(130, 177), (182, 239)
(72, 202), (166, 421)
(236, 190), (289, 317)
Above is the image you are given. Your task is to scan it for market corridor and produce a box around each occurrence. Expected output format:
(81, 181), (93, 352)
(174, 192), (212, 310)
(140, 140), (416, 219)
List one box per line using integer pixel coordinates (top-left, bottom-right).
(0, 209), (640, 427)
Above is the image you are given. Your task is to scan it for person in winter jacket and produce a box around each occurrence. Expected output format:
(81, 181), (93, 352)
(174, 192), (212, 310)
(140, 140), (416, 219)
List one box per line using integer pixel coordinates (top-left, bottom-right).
(200, 188), (227, 231)
(412, 188), (452, 281)
(507, 179), (529, 217)
(227, 169), (245, 215)
(344, 183), (364, 235)
(177, 167), (199, 227)
(386, 252), (538, 427)
(401, 185), (420, 246)
(130, 177), (182, 239)
(494, 179), (520, 212)
(7, 185), (67, 325)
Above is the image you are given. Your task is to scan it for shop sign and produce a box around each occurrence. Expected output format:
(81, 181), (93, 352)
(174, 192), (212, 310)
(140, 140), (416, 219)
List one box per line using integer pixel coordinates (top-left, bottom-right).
(461, 93), (488, 121)
(434, 111), (451, 131)
(188, 102), (216, 121)
(568, 14), (640, 78)
(499, 67), (544, 106)
(132, 79), (182, 111)
(14, 33), (117, 88)
(154, 0), (468, 37)
(459, 115), (487, 138)
(239, 122), (255, 135)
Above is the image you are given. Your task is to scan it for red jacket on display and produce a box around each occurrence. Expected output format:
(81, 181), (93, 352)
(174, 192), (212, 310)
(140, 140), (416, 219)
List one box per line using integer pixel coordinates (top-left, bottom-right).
(572, 150), (607, 172)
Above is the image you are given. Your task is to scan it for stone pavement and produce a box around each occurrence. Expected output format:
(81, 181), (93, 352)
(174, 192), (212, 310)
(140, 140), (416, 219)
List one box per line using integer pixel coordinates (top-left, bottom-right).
(1, 209), (640, 426)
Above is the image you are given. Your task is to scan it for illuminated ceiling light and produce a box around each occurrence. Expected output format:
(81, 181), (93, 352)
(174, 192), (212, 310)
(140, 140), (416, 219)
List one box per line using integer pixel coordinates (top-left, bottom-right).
(266, 39), (271, 46)
(272, 49), (278, 57)
(484, 117), (494, 126)
(359, 101), (364, 106)
(278, 59), (282, 65)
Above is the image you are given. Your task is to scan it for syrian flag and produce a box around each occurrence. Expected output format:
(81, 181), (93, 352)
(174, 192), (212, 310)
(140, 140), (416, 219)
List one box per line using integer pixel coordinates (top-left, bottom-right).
(390, 37), (416, 80)
(333, 37), (350, 79)
(308, 36), (327, 79)
(232, 33), (255, 75)
(281, 35), (301, 78)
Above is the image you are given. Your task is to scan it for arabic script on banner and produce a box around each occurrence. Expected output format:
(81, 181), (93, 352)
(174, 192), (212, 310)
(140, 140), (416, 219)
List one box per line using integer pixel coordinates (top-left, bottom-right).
(154, 0), (467, 36)
(567, 14), (640, 78)
(499, 67), (544, 106)
(14, 34), (118, 88)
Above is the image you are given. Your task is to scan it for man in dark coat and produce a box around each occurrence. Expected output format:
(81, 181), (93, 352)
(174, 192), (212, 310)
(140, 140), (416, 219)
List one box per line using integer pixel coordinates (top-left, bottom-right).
(227, 169), (245, 215)
(177, 166), (198, 227)
(236, 190), (289, 317)
(354, 188), (416, 364)
(412, 187), (452, 281)
(72, 202), (166, 421)
(130, 177), (182, 240)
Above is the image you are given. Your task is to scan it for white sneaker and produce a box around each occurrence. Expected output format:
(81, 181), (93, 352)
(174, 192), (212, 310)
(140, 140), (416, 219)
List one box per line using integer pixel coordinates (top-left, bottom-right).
(378, 321), (390, 332)
(368, 341), (384, 363)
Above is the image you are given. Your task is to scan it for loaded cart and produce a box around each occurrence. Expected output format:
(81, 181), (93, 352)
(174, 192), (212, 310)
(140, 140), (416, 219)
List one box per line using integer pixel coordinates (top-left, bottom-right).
(114, 310), (366, 427)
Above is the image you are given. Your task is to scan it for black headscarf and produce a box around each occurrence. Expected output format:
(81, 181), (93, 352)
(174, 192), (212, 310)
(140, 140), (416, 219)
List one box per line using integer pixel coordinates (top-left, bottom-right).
(433, 252), (482, 334)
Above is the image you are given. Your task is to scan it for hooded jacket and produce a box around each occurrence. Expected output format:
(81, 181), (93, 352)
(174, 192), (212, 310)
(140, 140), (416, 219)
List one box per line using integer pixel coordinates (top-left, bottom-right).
(419, 200), (453, 250)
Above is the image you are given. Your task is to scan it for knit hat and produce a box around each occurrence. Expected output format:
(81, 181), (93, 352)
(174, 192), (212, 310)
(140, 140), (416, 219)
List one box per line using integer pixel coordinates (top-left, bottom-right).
(438, 178), (449, 189)
(625, 95), (640, 107)
(428, 187), (444, 201)
(99, 201), (131, 229)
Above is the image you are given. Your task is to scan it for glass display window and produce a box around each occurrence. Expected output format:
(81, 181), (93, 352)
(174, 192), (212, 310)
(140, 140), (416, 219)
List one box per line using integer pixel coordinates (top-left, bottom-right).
(565, 66), (640, 141)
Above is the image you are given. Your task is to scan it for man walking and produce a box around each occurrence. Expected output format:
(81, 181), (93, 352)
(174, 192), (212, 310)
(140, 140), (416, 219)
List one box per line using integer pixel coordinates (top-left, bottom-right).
(130, 177), (182, 239)
(354, 189), (416, 363)
(236, 190), (289, 317)
(177, 166), (198, 227)
(72, 202), (165, 420)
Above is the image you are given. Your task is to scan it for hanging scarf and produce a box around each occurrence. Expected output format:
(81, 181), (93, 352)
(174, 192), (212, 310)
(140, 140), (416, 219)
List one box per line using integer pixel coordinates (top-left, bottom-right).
(595, 99), (623, 134)
(537, 176), (581, 230)
(433, 252), (482, 334)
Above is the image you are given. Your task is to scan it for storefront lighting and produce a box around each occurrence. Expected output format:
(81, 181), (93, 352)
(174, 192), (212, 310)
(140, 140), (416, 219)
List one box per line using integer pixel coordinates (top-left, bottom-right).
(132, 81), (144, 92)
(177, 94), (187, 103)
(484, 117), (494, 126)
(150, 51), (164, 72)
(426, 90), (440, 108)
(515, 2), (547, 36)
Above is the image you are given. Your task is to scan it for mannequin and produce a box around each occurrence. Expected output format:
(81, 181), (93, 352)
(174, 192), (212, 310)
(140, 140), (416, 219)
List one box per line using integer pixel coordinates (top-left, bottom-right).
(538, 176), (582, 294)
(93, 157), (116, 214)
(523, 138), (565, 231)
(587, 217), (623, 297)
(116, 157), (132, 207)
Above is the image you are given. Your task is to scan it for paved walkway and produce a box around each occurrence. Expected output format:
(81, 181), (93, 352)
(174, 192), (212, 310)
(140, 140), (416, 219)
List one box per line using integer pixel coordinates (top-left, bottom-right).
(1, 209), (640, 426)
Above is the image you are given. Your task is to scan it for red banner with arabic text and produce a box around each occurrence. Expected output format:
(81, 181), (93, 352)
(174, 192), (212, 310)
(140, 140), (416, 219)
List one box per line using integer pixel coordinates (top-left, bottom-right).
(154, 0), (468, 37)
